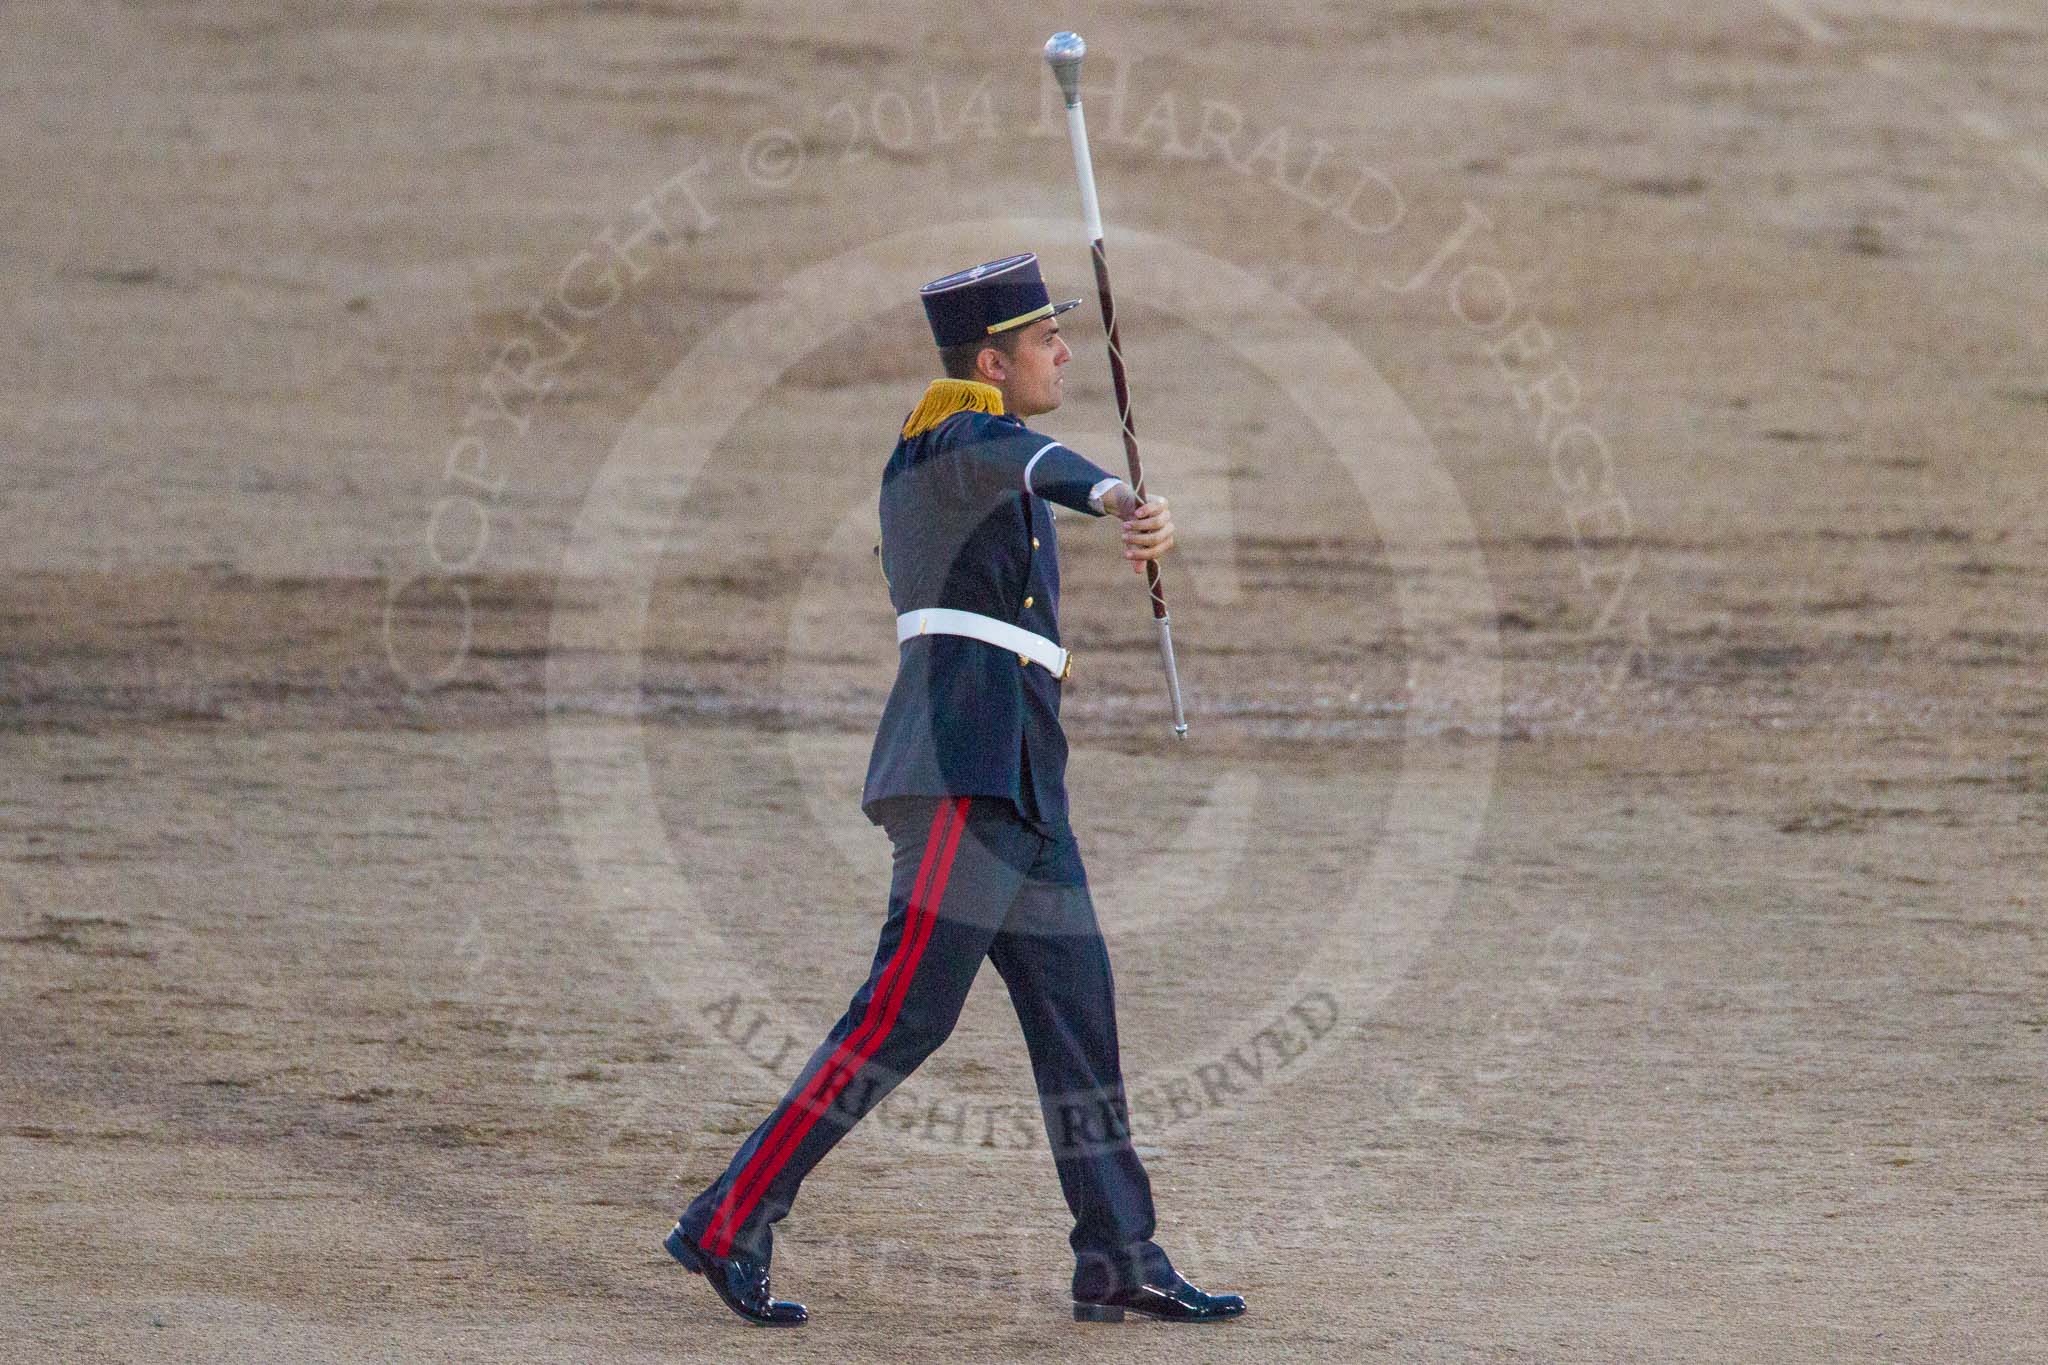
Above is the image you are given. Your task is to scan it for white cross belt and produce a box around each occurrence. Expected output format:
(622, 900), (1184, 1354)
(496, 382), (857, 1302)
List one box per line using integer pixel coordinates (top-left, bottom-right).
(896, 608), (1072, 681)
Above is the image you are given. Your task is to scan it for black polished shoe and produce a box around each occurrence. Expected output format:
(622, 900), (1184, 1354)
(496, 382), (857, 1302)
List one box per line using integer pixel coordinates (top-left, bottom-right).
(1073, 1274), (1246, 1323)
(663, 1223), (807, 1327)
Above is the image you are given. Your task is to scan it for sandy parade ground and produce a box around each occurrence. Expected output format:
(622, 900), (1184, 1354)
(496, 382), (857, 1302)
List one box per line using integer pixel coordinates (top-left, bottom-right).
(2, 1), (2044, 1361)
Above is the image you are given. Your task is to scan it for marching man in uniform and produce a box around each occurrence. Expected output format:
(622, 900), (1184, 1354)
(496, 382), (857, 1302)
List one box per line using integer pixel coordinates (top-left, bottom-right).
(662, 253), (1245, 1329)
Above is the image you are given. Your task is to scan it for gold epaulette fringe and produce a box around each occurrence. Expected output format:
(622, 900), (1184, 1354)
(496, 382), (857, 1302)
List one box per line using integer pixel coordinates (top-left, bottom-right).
(901, 378), (1004, 438)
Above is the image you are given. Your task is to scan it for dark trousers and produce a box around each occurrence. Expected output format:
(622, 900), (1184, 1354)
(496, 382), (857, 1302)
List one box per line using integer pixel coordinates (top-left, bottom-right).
(677, 795), (1169, 1297)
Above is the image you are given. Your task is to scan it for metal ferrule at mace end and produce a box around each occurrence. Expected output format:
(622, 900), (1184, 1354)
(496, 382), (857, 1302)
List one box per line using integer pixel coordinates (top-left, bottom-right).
(1156, 613), (1188, 738)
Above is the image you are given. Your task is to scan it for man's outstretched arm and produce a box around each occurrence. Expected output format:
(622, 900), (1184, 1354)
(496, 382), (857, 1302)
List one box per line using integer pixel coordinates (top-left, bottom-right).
(955, 424), (1177, 574)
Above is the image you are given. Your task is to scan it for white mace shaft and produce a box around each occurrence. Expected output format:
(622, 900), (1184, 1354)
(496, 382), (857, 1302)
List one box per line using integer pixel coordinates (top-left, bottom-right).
(1065, 103), (1104, 244)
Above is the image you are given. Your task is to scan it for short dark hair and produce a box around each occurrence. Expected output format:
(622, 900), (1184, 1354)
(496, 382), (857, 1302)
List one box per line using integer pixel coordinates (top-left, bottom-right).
(937, 329), (1021, 381)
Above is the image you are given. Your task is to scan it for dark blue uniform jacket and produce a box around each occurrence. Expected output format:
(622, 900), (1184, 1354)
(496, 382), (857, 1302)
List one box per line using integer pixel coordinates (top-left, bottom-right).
(860, 404), (1118, 833)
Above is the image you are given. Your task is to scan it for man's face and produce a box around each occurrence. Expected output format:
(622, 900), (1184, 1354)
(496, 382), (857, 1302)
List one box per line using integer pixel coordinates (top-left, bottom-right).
(986, 317), (1071, 418)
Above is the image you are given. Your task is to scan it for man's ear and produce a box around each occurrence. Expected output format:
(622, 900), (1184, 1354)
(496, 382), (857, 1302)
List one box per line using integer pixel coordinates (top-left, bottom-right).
(976, 343), (1007, 384)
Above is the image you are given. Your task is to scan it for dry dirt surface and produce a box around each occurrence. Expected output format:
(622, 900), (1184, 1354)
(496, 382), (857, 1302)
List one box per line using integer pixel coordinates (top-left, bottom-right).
(3, 2), (2045, 1362)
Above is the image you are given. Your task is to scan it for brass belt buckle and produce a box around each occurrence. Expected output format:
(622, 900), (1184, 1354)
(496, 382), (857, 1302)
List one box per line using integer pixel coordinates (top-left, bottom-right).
(1057, 650), (1073, 683)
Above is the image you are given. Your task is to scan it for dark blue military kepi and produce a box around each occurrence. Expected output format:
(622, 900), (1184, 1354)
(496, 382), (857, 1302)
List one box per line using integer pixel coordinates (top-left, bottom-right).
(920, 253), (1082, 349)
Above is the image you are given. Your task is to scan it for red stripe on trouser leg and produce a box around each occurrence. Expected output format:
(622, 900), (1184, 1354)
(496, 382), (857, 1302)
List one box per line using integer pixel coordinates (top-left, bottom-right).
(704, 797), (967, 1255)
(703, 797), (968, 1256)
(701, 800), (951, 1257)
(702, 797), (956, 1256)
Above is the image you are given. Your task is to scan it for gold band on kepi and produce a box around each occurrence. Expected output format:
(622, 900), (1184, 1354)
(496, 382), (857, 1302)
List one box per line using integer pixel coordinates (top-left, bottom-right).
(985, 299), (1080, 335)
(920, 251), (1083, 349)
